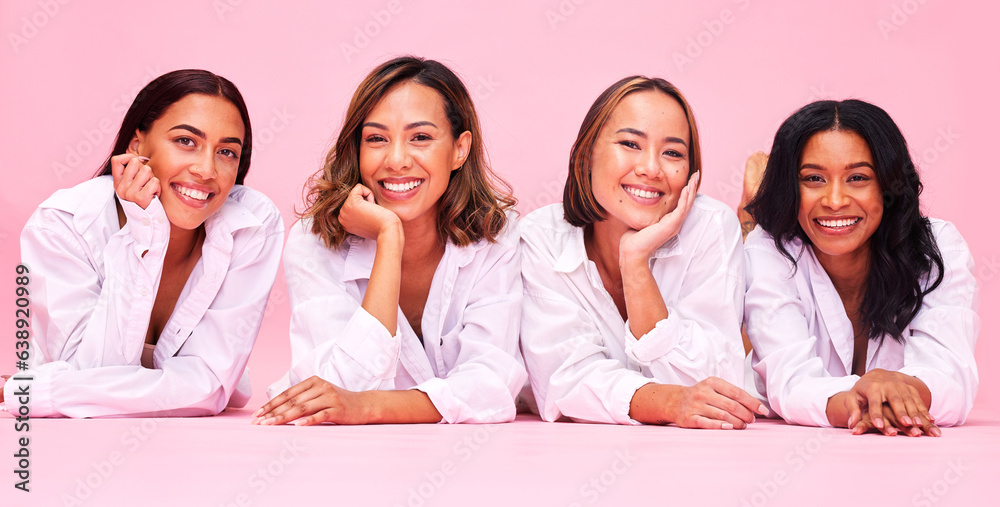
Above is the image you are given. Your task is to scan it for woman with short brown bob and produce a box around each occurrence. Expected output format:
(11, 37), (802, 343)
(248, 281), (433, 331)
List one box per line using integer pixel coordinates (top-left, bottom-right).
(254, 56), (526, 425)
(520, 76), (767, 427)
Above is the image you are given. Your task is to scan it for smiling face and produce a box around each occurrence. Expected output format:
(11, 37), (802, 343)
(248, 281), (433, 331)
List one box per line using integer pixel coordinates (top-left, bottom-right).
(589, 90), (692, 233)
(797, 129), (883, 264)
(358, 81), (470, 230)
(130, 93), (244, 230)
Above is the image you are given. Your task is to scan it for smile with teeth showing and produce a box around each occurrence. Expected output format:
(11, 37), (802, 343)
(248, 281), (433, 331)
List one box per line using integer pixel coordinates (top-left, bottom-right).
(816, 217), (861, 228)
(173, 183), (212, 201)
(623, 184), (664, 200)
(381, 179), (424, 192)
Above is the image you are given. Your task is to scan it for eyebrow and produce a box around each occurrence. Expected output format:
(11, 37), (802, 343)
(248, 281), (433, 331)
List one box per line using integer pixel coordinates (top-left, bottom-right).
(799, 162), (875, 170)
(362, 121), (439, 131)
(615, 127), (687, 146)
(169, 124), (243, 146)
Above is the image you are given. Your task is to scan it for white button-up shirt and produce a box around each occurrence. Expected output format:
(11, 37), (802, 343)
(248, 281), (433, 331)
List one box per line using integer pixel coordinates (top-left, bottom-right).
(520, 198), (746, 425)
(5, 176), (285, 418)
(268, 217), (527, 424)
(744, 220), (979, 427)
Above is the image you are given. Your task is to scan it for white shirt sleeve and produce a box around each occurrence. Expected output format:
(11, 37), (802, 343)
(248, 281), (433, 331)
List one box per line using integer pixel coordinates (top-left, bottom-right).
(7, 193), (284, 418)
(622, 203), (746, 388)
(898, 222), (979, 426)
(280, 222), (403, 393)
(410, 225), (526, 424)
(744, 232), (858, 427)
(521, 281), (652, 425)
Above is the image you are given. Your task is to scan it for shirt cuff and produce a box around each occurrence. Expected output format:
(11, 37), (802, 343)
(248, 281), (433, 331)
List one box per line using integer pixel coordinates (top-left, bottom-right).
(411, 377), (451, 424)
(898, 365), (969, 426)
(623, 309), (680, 366)
(610, 374), (655, 426)
(781, 375), (859, 427)
(334, 307), (402, 381)
(4, 367), (60, 418)
(119, 197), (169, 254)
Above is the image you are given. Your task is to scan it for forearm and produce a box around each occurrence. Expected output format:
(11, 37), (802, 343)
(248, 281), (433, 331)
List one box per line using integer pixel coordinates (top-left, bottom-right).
(628, 382), (684, 425)
(364, 388), (443, 424)
(825, 391), (852, 428)
(361, 225), (404, 334)
(620, 258), (669, 338)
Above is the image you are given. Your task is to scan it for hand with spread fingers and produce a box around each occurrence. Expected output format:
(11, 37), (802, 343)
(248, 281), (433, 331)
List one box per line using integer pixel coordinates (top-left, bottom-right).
(252, 376), (373, 426)
(631, 376), (769, 430)
(619, 171), (700, 263)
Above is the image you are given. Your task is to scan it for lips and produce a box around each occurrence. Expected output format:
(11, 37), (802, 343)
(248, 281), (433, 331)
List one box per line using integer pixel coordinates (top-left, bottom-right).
(171, 183), (214, 207)
(381, 179), (423, 193)
(815, 217), (861, 228)
(622, 184), (664, 204)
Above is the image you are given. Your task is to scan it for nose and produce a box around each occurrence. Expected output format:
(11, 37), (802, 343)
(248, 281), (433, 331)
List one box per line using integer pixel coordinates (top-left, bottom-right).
(633, 148), (663, 179)
(190, 149), (217, 180)
(822, 180), (850, 210)
(385, 138), (412, 172)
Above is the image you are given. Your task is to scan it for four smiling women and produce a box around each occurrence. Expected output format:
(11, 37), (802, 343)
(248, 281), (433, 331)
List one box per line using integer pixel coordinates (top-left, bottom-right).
(4, 60), (979, 435)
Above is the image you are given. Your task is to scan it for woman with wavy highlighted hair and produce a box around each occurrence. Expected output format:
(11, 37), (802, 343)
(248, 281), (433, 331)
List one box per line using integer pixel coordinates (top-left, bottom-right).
(520, 76), (766, 427)
(255, 56), (526, 425)
(743, 99), (979, 436)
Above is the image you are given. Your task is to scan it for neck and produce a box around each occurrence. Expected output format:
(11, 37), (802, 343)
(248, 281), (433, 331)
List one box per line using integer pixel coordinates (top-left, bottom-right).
(815, 246), (870, 307)
(165, 224), (204, 262)
(401, 213), (445, 264)
(585, 219), (628, 282)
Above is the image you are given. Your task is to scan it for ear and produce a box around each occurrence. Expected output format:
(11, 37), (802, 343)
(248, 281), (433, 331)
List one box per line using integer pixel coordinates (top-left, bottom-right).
(128, 129), (145, 156)
(452, 131), (472, 171)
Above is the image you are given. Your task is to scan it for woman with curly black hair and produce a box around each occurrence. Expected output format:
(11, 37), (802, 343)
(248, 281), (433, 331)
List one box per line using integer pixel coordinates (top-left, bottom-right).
(743, 99), (978, 436)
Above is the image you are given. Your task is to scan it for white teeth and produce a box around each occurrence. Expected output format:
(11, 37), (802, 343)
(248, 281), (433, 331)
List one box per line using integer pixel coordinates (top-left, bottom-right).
(175, 185), (209, 200)
(817, 218), (860, 228)
(624, 186), (662, 200)
(383, 180), (423, 192)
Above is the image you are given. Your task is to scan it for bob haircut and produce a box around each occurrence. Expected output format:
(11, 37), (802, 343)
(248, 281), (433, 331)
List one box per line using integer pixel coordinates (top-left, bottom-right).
(745, 99), (944, 343)
(563, 76), (701, 227)
(303, 55), (515, 248)
(95, 69), (253, 185)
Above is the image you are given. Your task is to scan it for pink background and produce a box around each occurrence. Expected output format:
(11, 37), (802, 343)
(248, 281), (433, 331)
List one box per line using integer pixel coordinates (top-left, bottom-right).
(2, 1), (999, 505)
(1, 2), (997, 419)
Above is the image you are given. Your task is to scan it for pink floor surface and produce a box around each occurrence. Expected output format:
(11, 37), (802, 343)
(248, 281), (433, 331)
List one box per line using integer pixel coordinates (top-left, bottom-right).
(3, 408), (998, 506)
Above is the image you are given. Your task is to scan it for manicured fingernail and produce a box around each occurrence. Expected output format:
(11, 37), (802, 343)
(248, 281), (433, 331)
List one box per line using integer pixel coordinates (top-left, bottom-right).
(874, 418), (884, 429)
(137, 156), (149, 163)
(263, 417), (276, 426)
(887, 428), (896, 436)
(294, 419), (308, 426)
(930, 427), (942, 437)
(911, 428), (921, 437)
(914, 417), (922, 426)
(252, 408), (263, 417)
(721, 422), (734, 430)
(902, 416), (913, 426)
(759, 405), (769, 416)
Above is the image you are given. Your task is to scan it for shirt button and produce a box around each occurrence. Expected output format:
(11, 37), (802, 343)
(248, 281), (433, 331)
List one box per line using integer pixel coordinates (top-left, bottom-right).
(141, 288), (149, 296)
(142, 218), (151, 226)
(156, 217), (165, 224)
